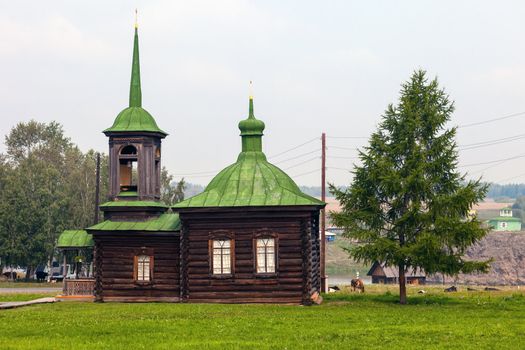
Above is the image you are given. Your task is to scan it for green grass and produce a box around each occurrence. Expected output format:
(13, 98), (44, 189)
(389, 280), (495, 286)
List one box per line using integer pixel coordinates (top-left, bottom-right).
(0, 293), (56, 302)
(0, 281), (58, 288)
(0, 286), (524, 349)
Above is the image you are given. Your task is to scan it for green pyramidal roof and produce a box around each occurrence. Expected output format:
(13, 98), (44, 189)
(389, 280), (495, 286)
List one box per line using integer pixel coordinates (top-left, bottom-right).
(174, 97), (324, 209)
(87, 213), (180, 232)
(104, 27), (166, 136)
(57, 230), (94, 248)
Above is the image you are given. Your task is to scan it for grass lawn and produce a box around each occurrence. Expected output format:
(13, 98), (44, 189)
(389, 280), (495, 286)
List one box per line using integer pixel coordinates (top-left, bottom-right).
(0, 285), (524, 349)
(0, 281), (58, 288)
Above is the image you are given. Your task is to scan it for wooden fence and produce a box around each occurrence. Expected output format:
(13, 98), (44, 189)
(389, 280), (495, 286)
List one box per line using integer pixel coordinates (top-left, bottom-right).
(63, 279), (95, 296)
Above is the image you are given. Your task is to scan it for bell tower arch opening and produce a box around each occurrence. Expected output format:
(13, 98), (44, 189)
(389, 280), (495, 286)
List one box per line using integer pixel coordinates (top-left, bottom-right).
(119, 145), (139, 194)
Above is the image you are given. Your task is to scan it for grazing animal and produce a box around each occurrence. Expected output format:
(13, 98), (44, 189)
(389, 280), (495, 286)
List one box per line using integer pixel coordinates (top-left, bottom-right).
(350, 278), (365, 293)
(484, 287), (500, 291)
(418, 290), (426, 294)
(328, 285), (340, 293)
(444, 286), (457, 292)
(2, 272), (17, 280)
(36, 271), (48, 282)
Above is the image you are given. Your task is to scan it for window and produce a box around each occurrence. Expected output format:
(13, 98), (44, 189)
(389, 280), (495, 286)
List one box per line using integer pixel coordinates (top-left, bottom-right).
(212, 239), (232, 275)
(256, 237), (276, 274)
(134, 255), (153, 282)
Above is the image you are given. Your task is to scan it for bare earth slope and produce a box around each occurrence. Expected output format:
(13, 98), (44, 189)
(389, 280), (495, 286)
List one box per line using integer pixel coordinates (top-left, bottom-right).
(426, 231), (525, 285)
(456, 232), (525, 285)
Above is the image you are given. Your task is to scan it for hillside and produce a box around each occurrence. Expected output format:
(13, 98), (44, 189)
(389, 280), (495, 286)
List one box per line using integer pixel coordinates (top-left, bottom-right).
(449, 232), (525, 285)
(327, 232), (525, 286)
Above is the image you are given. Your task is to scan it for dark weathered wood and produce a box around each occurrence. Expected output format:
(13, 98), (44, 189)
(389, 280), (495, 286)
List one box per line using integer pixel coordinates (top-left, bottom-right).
(93, 201), (321, 304)
(177, 208), (321, 305)
(93, 233), (179, 302)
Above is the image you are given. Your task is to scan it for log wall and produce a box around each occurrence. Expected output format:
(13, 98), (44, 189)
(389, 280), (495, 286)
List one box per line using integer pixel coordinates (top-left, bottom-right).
(93, 233), (180, 302)
(179, 208), (321, 304)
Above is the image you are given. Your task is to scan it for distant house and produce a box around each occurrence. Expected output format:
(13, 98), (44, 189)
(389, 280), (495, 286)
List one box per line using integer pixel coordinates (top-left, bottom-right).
(367, 262), (426, 285)
(325, 231), (337, 242)
(487, 207), (522, 232)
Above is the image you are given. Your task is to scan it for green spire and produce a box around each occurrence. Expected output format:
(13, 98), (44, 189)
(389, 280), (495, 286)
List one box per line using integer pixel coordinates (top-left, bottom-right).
(129, 27), (142, 107)
(238, 96), (265, 152)
(103, 24), (167, 136)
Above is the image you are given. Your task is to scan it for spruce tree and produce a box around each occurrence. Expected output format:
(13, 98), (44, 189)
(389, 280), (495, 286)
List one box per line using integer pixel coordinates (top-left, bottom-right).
(330, 70), (490, 304)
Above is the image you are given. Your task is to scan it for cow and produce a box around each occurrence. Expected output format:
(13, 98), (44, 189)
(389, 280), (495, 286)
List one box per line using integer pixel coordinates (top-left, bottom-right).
(444, 286), (457, 292)
(36, 271), (48, 282)
(2, 272), (17, 280)
(350, 278), (365, 293)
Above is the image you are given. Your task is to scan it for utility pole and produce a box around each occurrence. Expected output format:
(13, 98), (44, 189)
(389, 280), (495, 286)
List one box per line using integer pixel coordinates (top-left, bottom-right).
(94, 152), (101, 224)
(321, 132), (327, 292)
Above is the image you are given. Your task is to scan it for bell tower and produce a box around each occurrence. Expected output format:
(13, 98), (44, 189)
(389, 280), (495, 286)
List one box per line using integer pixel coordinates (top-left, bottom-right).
(103, 24), (167, 204)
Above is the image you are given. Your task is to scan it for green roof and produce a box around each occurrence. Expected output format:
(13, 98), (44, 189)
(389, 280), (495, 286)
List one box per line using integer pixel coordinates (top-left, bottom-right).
(87, 213), (180, 232)
(488, 217), (522, 222)
(174, 97), (324, 209)
(57, 230), (94, 248)
(99, 200), (168, 208)
(104, 27), (166, 136)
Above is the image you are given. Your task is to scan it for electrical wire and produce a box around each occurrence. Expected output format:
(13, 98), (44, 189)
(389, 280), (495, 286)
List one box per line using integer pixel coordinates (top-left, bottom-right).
(268, 136), (319, 159)
(457, 111), (525, 129)
(326, 156), (357, 160)
(329, 146), (359, 151)
(458, 133), (525, 151)
(273, 149), (321, 164)
(290, 169), (320, 178)
(283, 156), (320, 170)
(326, 136), (368, 139)
(459, 153), (525, 168)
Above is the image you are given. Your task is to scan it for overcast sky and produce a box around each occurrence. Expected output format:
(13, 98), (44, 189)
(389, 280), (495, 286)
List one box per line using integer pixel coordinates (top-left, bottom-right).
(2, 1), (525, 187)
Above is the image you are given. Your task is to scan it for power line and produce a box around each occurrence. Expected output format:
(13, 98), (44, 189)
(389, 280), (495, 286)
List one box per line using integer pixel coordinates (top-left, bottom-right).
(327, 136), (368, 139)
(328, 167), (352, 171)
(459, 133), (525, 151)
(173, 170), (219, 176)
(459, 153), (525, 167)
(329, 146), (359, 151)
(458, 111), (525, 128)
(268, 137), (319, 159)
(326, 155), (357, 160)
(284, 156), (319, 170)
(291, 169), (320, 178)
(273, 149), (321, 164)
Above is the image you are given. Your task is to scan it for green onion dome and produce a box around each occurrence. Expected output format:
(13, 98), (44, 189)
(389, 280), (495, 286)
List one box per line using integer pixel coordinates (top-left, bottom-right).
(238, 97), (265, 136)
(173, 97), (324, 208)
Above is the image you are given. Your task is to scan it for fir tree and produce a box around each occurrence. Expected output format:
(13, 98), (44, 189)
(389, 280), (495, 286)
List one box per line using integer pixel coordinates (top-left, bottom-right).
(330, 70), (490, 304)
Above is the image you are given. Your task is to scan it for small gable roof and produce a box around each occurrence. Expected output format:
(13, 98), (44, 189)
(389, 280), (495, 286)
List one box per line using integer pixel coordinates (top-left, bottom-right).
(57, 230), (94, 248)
(367, 261), (425, 278)
(87, 213), (180, 232)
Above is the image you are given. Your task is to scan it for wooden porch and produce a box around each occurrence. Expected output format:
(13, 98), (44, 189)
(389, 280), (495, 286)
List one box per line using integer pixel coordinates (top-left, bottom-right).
(58, 279), (95, 301)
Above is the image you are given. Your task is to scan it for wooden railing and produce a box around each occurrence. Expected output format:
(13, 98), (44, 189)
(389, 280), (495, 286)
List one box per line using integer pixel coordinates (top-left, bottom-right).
(63, 279), (95, 296)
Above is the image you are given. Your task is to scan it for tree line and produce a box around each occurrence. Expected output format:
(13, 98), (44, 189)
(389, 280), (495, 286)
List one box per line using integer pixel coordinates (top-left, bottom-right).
(0, 121), (184, 278)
